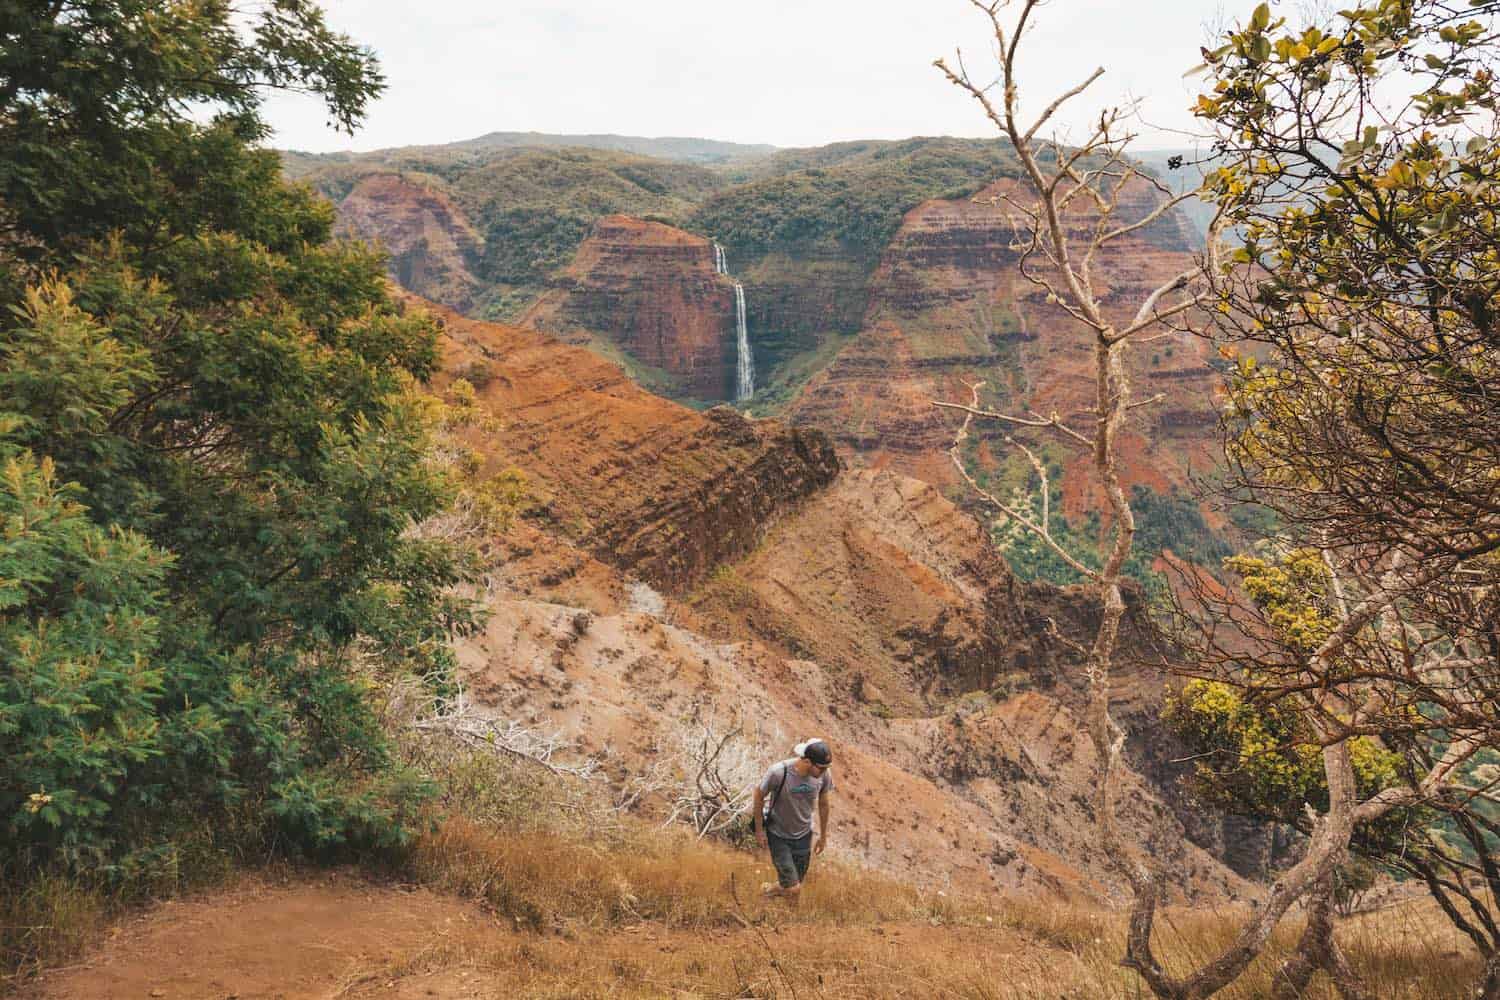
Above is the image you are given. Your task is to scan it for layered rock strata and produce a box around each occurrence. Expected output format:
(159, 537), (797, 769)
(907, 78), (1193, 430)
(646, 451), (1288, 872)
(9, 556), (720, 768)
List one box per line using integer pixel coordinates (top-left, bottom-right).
(431, 302), (839, 592)
(519, 216), (740, 400)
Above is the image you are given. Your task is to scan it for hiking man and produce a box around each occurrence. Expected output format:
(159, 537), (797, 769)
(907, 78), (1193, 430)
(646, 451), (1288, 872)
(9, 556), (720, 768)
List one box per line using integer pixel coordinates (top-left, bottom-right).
(752, 739), (833, 905)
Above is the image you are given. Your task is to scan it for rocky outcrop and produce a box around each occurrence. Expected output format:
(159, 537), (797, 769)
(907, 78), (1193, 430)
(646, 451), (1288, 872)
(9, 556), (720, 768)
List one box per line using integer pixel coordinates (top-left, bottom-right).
(431, 302), (839, 592)
(690, 469), (1047, 712)
(789, 177), (1222, 509)
(518, 216), (739, 400)
(335, 174), (484, 311)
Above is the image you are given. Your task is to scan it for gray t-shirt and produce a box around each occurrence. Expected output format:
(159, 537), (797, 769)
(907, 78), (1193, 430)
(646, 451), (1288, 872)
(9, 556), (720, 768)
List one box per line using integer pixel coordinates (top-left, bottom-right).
(759, 759), (834, 838)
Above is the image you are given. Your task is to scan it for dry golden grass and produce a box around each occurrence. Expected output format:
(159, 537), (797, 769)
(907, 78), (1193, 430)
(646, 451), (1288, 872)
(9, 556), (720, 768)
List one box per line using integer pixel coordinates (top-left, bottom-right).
(0, 874), (107, 986)
(393, 816), (1481, 999)
(403, 816), (980, 932)
(9, 744), (1481, 998)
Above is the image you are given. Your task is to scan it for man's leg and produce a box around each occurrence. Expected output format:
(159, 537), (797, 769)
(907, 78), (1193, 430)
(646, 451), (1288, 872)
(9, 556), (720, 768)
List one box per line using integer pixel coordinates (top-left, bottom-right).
(765, 831), (804, 902)
(786, 836), (813, 908)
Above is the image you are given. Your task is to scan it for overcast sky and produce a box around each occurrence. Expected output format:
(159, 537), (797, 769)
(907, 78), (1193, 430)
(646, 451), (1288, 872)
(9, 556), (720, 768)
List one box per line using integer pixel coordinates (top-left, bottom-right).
(264, 0), (1236, 154)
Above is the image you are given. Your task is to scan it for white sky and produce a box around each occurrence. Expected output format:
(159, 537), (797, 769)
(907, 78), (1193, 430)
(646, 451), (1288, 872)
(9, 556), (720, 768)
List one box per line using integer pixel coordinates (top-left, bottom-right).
(264, 0), (1236, 153)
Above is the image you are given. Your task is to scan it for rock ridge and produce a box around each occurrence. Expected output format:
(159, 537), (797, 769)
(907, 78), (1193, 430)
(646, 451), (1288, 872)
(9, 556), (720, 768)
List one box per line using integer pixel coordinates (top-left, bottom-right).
(429, 299), (838, 592)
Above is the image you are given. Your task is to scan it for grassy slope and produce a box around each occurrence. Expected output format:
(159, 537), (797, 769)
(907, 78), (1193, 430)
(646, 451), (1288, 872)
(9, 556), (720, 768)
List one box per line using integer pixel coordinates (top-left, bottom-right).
(10, 742), (1481, 999)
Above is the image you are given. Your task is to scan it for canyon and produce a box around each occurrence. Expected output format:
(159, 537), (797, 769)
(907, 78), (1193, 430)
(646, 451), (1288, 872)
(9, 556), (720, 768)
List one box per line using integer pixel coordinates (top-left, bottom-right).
(304, 137), (1224, 536)
(422, 299), (1258, 900)
(284, 134), (1254, 900)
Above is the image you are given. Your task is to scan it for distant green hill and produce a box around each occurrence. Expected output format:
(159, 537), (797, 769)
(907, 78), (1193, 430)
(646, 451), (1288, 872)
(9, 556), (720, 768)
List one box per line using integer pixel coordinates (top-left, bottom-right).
(282, 130), (776, 179)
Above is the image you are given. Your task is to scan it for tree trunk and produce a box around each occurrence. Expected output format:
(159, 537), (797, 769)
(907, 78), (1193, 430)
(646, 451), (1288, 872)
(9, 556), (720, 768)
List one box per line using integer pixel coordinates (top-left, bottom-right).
(1271, 875), (1372, 1000)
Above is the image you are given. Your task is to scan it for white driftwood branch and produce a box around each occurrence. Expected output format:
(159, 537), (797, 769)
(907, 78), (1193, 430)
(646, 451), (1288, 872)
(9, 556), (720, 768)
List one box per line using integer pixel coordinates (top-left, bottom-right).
(412, 687), (602, 779)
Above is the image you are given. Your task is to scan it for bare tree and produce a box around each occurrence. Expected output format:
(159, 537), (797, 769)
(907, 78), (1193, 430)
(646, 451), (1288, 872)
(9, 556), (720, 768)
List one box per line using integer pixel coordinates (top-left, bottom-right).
(931, 0), (1273, 993)
(615, 709), (784, 840)
(409, 682), (602, 779)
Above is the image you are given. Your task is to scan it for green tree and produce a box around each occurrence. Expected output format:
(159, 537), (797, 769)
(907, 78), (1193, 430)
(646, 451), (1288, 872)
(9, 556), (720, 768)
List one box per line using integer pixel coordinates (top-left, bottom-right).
(1174, 0), (1500, 995)
(0, 0), (381, 265)
(0, 1), (482, 879)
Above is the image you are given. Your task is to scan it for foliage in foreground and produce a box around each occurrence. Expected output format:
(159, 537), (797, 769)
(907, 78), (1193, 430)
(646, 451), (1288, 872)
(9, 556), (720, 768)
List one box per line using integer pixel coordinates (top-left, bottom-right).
(0, 0), (485, 887)
(1168, 0), (1500, 992)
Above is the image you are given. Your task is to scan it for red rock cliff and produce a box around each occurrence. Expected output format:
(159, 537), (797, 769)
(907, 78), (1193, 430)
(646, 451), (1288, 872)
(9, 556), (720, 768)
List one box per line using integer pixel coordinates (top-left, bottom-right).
(335, 174), (484, 312)
(431, 302), (839, 592)
(789, 177), (1221, 513)
(518, 216), (739, 401)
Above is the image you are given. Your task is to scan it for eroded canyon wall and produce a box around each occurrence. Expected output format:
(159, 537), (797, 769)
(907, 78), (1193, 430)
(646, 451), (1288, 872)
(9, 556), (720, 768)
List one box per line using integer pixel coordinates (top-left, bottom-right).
(431, 300), (838, 592)
(789, 176), (1222, 510)
(518, 216), (740, 400)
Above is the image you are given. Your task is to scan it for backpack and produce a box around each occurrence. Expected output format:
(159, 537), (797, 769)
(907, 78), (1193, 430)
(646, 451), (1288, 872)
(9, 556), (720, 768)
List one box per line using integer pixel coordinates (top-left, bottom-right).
(762, 761), (790, 831)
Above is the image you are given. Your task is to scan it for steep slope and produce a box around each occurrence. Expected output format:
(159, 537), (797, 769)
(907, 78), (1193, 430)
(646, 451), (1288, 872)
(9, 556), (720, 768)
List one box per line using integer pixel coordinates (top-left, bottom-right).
(335, 173), (484, 310)
(299, 147), (725, 322)
(517, 216), (738, 400)
(420, 302), (1253, 900)
(789, 175), (1222, 515)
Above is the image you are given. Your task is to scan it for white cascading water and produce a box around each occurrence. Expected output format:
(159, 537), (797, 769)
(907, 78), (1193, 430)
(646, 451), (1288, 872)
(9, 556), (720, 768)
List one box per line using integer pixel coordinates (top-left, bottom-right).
(712, 239), (753, 401)
(734, 281), (754, 401)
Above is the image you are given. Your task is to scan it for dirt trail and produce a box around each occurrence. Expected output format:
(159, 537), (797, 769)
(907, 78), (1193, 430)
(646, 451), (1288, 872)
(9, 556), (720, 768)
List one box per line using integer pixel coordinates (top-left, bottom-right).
(21, 877), (1041, 1000)
(19, 877), (494, 1000)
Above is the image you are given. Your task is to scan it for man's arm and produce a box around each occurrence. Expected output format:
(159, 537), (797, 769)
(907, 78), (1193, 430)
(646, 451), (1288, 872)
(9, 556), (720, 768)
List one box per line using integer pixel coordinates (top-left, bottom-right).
(752, 786), (767, 846)
(815, 790), (831, 854)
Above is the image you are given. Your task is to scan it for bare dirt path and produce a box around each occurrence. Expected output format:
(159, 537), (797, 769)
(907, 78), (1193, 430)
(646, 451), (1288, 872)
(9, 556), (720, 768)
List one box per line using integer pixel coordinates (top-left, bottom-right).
(18, 876), (495, 1000)
(18, 876), (1041, 1000)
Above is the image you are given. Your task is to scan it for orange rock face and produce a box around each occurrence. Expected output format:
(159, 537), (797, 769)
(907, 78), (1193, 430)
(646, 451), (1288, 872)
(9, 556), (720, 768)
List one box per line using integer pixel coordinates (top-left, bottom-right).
(336, 174), (483, 311)
(402, 297), (1260, 898)
(790, 177), (1222, 512)
(519, 216), (739, 400)
(432, 302), (838, 592)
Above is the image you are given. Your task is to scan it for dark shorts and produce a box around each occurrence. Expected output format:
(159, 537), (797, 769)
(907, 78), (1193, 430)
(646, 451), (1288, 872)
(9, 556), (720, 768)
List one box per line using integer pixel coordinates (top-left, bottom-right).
(767, 828), (813, 888)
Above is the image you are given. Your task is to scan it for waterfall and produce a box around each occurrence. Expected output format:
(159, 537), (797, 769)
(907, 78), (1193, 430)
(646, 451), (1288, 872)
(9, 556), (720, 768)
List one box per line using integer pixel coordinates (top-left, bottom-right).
(713, 239), (753, 402)
(734, 281), (754, 401)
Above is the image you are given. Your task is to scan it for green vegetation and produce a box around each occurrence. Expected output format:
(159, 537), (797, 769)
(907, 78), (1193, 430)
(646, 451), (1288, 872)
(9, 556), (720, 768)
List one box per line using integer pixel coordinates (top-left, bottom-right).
(689, 137), (1016, 267)
(0, 1), (490, 975)
(967, 440), (1232, 596)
